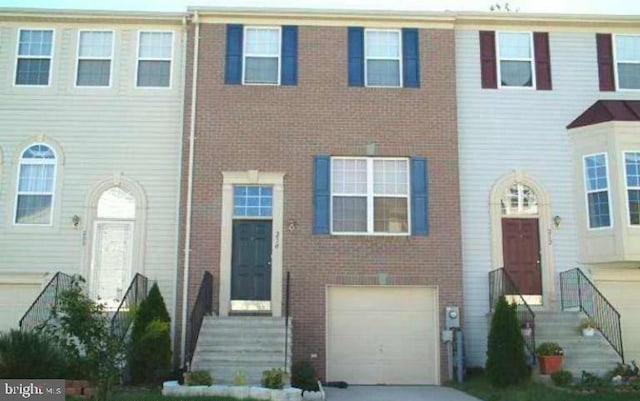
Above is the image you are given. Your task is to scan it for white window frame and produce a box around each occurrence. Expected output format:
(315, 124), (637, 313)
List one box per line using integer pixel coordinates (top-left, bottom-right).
(135, 30), (174, 89)
(582, 152), (613, 230)
(330, 157), (411, 236)
(14, 28), (55, 87)
(496, 31), (536, 90)
(364, 28), (403, 88)
(623, 151), (640, 226)
(613, 34), (640, 91)
(75, 29), (115, 88)
(242, 26), (281, 86)
(14, 143), (57, 226)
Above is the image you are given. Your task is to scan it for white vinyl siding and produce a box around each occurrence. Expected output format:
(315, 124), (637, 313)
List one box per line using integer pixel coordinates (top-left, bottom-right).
(15, 29), (54, 86)
(76, 30), (113, 87)
(497, 31), (534, 88)
(365, 29), (402, 88)
(136, 31), (173, 88)
(615, 35), (640, 90)
(242, 26), (281, 85)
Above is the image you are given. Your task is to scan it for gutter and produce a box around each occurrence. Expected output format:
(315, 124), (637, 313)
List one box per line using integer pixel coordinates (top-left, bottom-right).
(180, 10), (200, 368)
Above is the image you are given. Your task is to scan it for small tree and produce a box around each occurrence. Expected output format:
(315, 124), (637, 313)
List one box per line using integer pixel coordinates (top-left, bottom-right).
(129, 282), (171, 384)
(486, 296), (530, 387)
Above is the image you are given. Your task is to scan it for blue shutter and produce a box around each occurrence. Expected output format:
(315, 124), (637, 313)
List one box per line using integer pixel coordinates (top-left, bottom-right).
(402, 28), (420, 88)
(281, 26), (298, 85)
(313, 155), (331, 234)
(225, 24), (243, 85)
(348, 27), (364, 87)
(410, 157), (429, 236)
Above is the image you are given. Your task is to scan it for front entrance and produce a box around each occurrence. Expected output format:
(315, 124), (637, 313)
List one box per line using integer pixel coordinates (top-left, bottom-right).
(502, 218), (542, 300)
(231, 220), (272, 309)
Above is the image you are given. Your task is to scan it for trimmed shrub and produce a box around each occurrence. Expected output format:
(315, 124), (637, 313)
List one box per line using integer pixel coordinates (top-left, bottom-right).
(129, 282), (172, 384)
(486, 296), (530, 387)
(186, 370), (213, 386)
(551, 370), (573, 387)
(291, 361), (319, 392)
(0, 330), (67, 378)
(262, 368), (286, 389)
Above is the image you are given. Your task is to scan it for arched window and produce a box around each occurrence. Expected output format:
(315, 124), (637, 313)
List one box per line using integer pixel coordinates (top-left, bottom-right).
(97, 187), (136, 220)
(15, 144), (57, 225)
(501, 182), (538, 216)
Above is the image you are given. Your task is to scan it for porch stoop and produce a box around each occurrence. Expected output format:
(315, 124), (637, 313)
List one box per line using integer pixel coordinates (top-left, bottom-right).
(534, 310), (620, 377)
(190, 316), (292, 385)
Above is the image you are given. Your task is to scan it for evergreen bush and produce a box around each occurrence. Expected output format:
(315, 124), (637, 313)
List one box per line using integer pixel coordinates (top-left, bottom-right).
(0, 330), (67, 379)
(486, 296), (530, 387)
(291, 360), (319, 392)
(129, 282), (171, 384)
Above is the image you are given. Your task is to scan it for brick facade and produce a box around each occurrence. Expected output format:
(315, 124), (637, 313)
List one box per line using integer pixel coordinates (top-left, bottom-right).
(177, 22), (462, 381)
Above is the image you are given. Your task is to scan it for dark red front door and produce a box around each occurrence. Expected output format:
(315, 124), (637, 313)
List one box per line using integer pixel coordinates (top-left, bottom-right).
(502, 218), (542, 295)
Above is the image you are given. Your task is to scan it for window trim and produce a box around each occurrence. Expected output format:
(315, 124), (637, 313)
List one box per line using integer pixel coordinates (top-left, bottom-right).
(582, 152), (613, 230)
(13, 143), (58, 227)
(75, 29), (115, 88)
(496, 30), (536, 90)
(613, 34), (640, 91)
(14, 28), (55, 88)
(330, 156), (411, 236)
(135, 29), (174, 89)
(241, 25), (282, 86)
(364, 28), (403, 88)
(623, 150), (640, 227)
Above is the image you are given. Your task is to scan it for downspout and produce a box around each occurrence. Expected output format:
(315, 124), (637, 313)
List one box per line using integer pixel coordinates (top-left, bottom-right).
(181, 10), (200, 368)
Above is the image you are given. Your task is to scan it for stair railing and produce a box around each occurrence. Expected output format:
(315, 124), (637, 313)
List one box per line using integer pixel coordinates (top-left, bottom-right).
(560, 267), (624, 362)
(110, 273), (149, 342)
(19, 272), (74, 331)
(284, 271), (291, 373)
(488, 268), (536, 359)
(186, 271), (213, 367)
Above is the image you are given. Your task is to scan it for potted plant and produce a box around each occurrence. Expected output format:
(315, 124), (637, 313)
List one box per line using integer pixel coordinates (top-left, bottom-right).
(536, 342), (564, 374)
(521, 320), (533, 337)
(580, 317), (597, 337)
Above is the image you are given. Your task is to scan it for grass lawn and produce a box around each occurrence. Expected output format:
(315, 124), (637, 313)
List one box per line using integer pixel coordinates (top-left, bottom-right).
(453, 373), (640, 401)
(67, 387), (260, 401)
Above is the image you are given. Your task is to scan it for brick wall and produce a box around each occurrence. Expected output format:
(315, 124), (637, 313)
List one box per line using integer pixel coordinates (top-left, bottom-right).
(177, 23), (462, 381)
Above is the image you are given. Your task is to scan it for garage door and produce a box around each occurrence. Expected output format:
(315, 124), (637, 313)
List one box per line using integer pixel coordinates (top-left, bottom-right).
(327, 286), (439, 385)
(0, 283), (42, 332)
(597, 281), (640, 363)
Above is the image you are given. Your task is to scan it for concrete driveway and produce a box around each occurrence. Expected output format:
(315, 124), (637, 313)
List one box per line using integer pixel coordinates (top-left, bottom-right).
(324, 386), (482, 401)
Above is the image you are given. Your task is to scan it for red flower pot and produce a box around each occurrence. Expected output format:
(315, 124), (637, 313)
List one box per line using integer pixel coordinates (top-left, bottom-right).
(538, 355), (564, 374)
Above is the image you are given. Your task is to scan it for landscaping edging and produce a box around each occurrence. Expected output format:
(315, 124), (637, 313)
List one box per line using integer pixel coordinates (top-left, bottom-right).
(162, 381), (324, 401)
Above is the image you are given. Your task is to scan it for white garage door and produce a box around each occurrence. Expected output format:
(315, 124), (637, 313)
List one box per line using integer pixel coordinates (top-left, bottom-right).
(597, 281), (640, 363)
(327, 286), (439, 385)
(0, 283), (43, 332)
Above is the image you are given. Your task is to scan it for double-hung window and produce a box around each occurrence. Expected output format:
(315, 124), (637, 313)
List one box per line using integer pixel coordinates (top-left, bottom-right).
(497, 32), (534, 87)
(243, 27), (281, 85)
(625, 152), (640, 225)
(583, 153), (611, 229)
(331, 157), (409, 234)
(76, 30), (113, 87)
(15, 144), (57, 225)
(615, 35), (640, 90)
(15, 29), (54, 86)
(365, 29), (401, 87)
(137, 31), (173, 88)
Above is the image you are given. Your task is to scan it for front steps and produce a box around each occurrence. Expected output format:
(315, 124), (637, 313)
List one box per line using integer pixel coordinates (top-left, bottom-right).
(191, 316), (292, 385)
(534, 311), (621, 377)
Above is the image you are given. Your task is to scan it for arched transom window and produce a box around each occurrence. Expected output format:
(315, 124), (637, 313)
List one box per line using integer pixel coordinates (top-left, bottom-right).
(501, 182), (538, 216)
(97, 187), (136, 220)
(15, 144), (57, 225)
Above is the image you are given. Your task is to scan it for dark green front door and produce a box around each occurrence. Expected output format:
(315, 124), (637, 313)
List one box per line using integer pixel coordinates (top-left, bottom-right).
(231, 220), (272, 301)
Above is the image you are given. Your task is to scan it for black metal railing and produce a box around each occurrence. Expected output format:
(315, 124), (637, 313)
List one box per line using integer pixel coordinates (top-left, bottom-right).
(186, 271), (213, 366)
(284, 271), (291, 373)
(488, 268), (536, 359)
(110, 273), (149, 342)
(560, 268), (624, 362)
(19, 272), (74, 331)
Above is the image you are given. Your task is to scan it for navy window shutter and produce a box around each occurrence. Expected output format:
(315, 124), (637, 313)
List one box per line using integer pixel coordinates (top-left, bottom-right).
(402, 28), (420, 88)
(225, 24), (243, 85)
(313, 155), (331, 234)
(410, 157), (429, 236)
(348, 27), (364, 87)
(281, 26), (298, 85)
